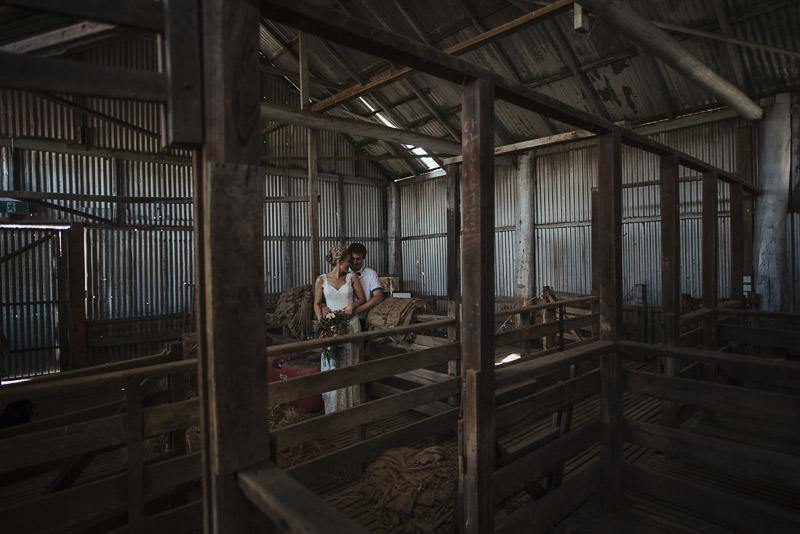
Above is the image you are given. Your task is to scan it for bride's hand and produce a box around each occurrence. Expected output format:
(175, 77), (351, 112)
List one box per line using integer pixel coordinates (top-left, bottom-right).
(343, 304), (354, 317)
(322, 305), (331, 316)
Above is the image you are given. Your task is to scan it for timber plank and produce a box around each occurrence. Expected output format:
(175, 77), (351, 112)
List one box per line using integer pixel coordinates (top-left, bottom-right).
(626, 464), (800, 534)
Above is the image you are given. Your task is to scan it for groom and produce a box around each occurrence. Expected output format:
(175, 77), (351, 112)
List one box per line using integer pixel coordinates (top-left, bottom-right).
(348, 243), (384, 330)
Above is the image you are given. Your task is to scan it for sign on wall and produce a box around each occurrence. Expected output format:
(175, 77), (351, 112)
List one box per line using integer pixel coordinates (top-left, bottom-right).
(0, 199), (29, 214)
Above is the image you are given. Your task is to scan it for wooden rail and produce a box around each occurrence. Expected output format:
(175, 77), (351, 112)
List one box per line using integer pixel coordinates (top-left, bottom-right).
(608, 342), (800, 532)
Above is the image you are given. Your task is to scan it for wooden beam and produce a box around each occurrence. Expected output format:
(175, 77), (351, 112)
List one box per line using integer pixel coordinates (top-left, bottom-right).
(307, 129), (321, 282)
(196, 0), (269, 531)
(0, 22), (115, 55)
(0, 51), (167, 102)
(388, 182), (402, 277)
(238, 460), (369, 534)
(0, 190), (191, 204)
(1, 0), (164, 32)
(652, 20), (800, 60)
(0, 137), (191, 166)
(259, 0), (762, 192)
(579, 0), (762, 120)
(459, 77), (495, 534)
(661, 155), (681, 345)
(260, 103), (461, 155)
(596, 132), (622, 341)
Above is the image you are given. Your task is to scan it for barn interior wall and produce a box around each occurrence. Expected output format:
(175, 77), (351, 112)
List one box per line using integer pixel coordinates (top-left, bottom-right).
(398, 117), (749, 310)
(0, 40), (390, 376)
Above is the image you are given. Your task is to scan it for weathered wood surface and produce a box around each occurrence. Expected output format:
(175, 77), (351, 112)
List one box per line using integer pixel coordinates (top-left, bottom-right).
(599, 350), (623, 511)
(624, 370), (800, 426)
(619, 340), (800, 383)
(624, 420), (800, 491)
(718, 324), (800, 350)
(239, 460), (369, 534)
(494, 296), (597, 318)
(269, 343), (458, 405)
(494, 420), (600, 503)
(625, 465), (800, 534)
(496, 314), (598, 345)
(287, 409), (458, 486)
(459, 77), (496, 534)
(272, 378), (458, 452)
(267, 317), (455, 356)
(0, 398), (198, 475)
(494, 341), (610, 390)
(496, 463), (599, 534)
(496, 370), (599, 433)
(0, 453), (200, 533)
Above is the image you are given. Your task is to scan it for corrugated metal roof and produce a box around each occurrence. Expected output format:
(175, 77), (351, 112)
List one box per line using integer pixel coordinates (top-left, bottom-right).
(1, 1), (798, 180)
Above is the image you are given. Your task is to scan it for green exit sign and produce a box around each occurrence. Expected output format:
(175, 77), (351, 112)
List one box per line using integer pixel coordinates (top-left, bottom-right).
(0, 198), (29, 214)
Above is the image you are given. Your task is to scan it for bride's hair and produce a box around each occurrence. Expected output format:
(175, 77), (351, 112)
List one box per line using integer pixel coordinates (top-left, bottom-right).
(325, 245), (349, 267)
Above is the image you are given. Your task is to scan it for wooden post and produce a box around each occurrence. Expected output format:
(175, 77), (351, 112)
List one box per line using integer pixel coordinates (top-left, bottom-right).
(196, 1), (270, 531)
(737, 125), (754, 297)
(702, 171), (718, 349)
(660, 154), (680, 428)
(446, 163), (461, 301)
(301, 32), (320, 280)
(446, 163), (461, 407)
(515, 153), (535, 356)
(281, 172), (293, 288)
(596, 132), (622, 342)
(459, 78), (495, 534)
(596, 131), (623, 513)
(389, 182), (402, 279)
(67, 222), (87, 369)
(125, 376), (144, 532)
(337, 175), (346, 243)
(730, 183), (744, 303)
(591, 187), (600, 338)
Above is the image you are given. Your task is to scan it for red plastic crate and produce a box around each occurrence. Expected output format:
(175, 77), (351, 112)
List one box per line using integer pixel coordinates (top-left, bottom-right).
(268, 354), (323, 413)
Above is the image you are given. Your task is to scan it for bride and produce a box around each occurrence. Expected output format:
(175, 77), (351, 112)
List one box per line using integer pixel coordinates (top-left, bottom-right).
(313, 245), (366, 413)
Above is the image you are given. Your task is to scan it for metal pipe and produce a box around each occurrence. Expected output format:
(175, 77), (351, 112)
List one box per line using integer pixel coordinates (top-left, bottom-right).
(580, 0), (763, 121)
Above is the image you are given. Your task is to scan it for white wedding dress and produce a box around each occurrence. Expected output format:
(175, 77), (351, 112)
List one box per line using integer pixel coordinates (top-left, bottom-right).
(321, 272), (361, 414)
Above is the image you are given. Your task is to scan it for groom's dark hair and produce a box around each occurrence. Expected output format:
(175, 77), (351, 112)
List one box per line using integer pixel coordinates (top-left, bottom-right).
(348, 243), (368, 256)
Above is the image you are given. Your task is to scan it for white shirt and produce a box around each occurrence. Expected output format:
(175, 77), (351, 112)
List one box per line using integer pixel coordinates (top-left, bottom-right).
(352, 267), (381, 319)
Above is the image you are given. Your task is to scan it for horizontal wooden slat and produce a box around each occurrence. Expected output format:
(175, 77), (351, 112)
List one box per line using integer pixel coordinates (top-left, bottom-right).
(678, 327), (704, 347)
(624, 370), (800, 426)
(495, 420), (600, 503)
(365, 382), (453, 416)
(496, 462), (599, 534)
(496, 314), (599, 345)
(0, 453), (200, 532)
(267, 317), (455, 356)
(494, 296), (598, 318)
(0, 52), (168, 101)
(0, 399), (199, 474)
(268, 343), (459, 405)
(625, 465), (800, 534)
(0, 359), (195, 405)
(618, 340), (800, 383)
(496, 370), (599, 432)
(88, 329), (182, 347)
(494, 341), (610, 389)
(624, 420), (800, 491)
(719, 324), (800, 350)
(286, 409), (458, 486)
(1, 0), (165, 32)
(715, 308), (800, 321)
(272, 378), (459, 451)
(239, 460), (369, 534)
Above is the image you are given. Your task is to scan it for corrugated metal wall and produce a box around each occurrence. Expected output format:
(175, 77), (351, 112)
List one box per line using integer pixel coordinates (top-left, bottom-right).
(0, 227), (66, 378)
(399, 118), (747, 308)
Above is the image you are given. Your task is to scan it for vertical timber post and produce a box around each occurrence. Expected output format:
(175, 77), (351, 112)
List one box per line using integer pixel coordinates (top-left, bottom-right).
(67, 222), (87, 369)
(459, 78), (495, 534)
(702, 171), (718, 349)
(660, 154), (680, 428)
(515, 152), (535, 356)
(300, 32), (320, 280)
(597, 131), (623, 513)
(730, 183), (744, 303)
(446, 163), (461, 404)
(389, 182), (402, 282)
(196, 0), (269, 531)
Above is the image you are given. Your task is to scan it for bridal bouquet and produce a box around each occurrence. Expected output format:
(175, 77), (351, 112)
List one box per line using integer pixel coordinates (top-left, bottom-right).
(314, 310), (351, 365)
